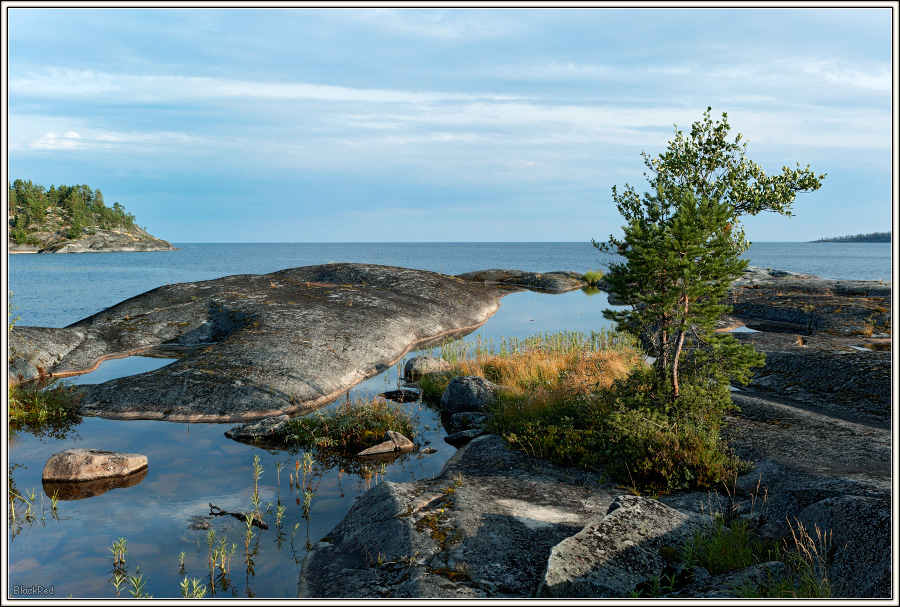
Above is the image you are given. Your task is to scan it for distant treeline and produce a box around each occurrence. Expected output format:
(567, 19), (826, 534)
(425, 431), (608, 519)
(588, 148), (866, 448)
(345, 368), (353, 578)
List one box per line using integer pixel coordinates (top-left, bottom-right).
(8, 179), (137, 245)
(815, 231), (891, 243)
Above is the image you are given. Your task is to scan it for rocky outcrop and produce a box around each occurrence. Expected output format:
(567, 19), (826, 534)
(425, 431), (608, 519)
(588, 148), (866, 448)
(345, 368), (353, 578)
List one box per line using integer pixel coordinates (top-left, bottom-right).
(455, 269), (586, 293)
(299, 435), (622, 598)
(8, 326), (87, 384)
(42, 448), (148, 482)
(12, 264), (503, 421)
(8, 225), (176, 254)
(731, 332), (890, 423)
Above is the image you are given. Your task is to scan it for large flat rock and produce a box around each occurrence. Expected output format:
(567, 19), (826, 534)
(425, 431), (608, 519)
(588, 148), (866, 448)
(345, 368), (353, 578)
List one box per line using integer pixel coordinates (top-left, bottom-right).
(12, 264), (502, 421)
(298, 434), (621, 598)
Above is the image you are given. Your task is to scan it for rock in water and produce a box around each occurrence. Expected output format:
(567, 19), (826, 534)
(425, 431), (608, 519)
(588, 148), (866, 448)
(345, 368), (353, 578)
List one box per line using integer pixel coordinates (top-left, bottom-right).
(440, 375), (500, 414)
(42, 448), (148, 482)
(14, 264), (502, 422)
(403, 355), (451, 382)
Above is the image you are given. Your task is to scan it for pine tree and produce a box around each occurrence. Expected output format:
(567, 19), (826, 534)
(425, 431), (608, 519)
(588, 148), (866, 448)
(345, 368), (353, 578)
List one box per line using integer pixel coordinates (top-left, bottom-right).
(596, 108), (825, 405)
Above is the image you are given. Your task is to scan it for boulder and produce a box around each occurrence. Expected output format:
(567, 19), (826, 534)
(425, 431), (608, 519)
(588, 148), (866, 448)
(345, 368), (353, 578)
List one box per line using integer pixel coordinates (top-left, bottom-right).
(357, 430), (415, 456)
(42, 448), (148, 482)
(225, 415), (290, 440)
(404, 355), (451, 382)
(440, 376), (499, 414)
(795, 495), (891, 598)
(444, 428), (485, 447)
(537, 495), (708, 598)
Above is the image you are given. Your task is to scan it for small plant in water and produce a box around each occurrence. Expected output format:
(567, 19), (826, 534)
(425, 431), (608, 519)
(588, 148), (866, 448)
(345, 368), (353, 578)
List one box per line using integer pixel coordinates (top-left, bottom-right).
(180, 577), (208, 599)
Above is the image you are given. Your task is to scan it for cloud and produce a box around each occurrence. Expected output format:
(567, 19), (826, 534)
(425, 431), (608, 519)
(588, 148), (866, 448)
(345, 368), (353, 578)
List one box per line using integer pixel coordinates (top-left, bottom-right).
(29, 131), (82, 150)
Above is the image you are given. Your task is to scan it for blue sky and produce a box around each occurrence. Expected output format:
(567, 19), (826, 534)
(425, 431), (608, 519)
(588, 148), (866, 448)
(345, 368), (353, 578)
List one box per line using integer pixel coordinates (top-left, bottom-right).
(5, 6), (895, 243)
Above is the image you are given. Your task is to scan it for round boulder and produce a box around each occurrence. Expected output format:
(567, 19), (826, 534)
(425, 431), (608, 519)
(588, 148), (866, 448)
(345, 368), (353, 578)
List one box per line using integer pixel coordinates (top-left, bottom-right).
(404, 355), (451, 382)
(440, 375), (499, 414)
(42, 448), (148, 482)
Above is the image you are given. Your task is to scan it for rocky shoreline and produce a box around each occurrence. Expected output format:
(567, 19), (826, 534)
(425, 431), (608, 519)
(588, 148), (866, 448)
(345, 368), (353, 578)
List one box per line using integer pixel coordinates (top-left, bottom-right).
(8, 225), (176, 253)
(7, 263), (893, 597)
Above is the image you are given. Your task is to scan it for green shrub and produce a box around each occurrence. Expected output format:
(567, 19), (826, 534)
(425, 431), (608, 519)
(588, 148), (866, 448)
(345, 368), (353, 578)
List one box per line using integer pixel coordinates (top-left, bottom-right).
(8, 380), (83, 437)
(583, 269), (604, 286)
(284, 397), (416, 456)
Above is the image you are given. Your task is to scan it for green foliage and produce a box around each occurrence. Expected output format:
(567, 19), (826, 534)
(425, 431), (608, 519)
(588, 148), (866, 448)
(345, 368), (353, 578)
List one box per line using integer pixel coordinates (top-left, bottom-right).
(8, 380), (84, 436)
(815, 231), (890, 243)
(284, 397), (416, 456)
(583, 269), (604, 286)
(681, 516), (778, 575)
(594, 108), (821, 402)
(7, 179), (137, 240)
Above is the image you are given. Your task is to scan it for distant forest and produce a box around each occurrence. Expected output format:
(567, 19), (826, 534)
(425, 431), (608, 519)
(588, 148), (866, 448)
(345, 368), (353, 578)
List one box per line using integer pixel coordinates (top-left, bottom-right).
(814, 232), (891, 243)
(8, 179), (137, 245)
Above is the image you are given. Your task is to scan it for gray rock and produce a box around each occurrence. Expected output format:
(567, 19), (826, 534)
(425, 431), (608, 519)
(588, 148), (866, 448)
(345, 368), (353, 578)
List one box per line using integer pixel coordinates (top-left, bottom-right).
(8, 327), (86, 384)
(448, 411), (489, 433)
(537, 495), (709, 598)
(441, 376), (499, 414)
(404, 355), (450, 382)
(795, 495), (891, 598)
(357, 430), (416, 456)
(8, 225), (177, 254)
(299, 434), (620, 598)
(444, 428), (485, 447)
(15, 264), (503, 421)
(42, 448), (148, 482)
(224, 415), (290, 440)
(455, 269), (587, 294)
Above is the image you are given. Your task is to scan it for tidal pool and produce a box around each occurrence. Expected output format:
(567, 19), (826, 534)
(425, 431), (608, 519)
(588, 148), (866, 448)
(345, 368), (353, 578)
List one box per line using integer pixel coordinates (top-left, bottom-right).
(7, 289), (621, 599)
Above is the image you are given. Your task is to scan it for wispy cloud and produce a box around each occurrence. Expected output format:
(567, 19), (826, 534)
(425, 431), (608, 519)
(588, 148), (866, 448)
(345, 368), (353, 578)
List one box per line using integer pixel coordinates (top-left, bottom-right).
(29, 131), (82, 150)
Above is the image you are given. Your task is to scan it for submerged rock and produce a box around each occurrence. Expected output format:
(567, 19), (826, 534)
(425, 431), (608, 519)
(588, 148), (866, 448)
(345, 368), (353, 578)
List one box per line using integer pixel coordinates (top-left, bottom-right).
(42, 448), (148, 482)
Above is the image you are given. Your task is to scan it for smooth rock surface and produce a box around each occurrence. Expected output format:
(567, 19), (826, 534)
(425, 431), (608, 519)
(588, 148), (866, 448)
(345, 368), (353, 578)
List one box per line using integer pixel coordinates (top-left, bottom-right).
(42, 448), (148, 482)
(14, 264), (502, 421)
(440, 376), (499, 414)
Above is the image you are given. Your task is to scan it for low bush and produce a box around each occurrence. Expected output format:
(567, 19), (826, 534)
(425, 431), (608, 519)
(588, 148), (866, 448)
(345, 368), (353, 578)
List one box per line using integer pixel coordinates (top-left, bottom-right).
(8, 380), (83, 437)
(583, 269), (604, 286)
(283, 397), (416, 456)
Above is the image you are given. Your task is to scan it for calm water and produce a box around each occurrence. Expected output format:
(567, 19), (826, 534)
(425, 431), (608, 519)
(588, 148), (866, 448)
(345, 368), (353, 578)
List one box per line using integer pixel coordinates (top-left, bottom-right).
(5, 241), (894, 598)
(7, 241), (894, 328)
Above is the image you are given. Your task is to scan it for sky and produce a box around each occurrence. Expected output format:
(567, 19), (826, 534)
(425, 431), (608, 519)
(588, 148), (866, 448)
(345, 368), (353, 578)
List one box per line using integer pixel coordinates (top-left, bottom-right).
(3, 5), (896, 243)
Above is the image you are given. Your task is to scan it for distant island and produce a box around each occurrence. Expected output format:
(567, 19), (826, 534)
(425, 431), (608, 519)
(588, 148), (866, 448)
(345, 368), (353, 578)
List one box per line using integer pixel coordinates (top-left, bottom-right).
(813, 231), (891, 243)
(8, 179), (176, 253)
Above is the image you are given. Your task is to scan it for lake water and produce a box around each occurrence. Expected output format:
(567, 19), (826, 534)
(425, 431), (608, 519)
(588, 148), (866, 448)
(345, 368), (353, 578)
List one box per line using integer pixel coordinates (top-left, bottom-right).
(5, 241), (894, 598)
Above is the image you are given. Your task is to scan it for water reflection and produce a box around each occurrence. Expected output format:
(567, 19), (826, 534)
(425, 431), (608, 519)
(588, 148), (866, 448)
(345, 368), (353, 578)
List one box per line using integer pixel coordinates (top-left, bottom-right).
(6, 288), (621, 598)
(43, 468), (148, 501)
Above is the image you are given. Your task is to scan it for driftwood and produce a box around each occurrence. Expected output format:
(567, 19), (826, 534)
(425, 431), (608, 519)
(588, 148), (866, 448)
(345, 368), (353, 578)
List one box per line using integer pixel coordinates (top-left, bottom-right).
(208, 503), (269, 530)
